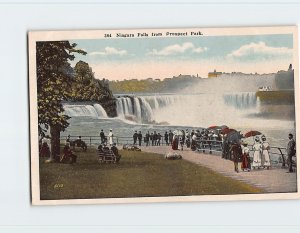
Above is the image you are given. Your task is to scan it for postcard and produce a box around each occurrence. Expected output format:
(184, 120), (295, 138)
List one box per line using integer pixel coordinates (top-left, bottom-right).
(28, 26), (299, 205)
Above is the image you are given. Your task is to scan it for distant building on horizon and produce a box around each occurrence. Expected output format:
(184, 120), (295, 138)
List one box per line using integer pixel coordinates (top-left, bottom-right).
(208, 69), (223, 78)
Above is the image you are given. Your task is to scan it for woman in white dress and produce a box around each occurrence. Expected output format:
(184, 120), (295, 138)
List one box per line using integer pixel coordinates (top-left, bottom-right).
(108, 129), (114, 146)
(261, 135), (271, 169)
(252, 136), (262, 169)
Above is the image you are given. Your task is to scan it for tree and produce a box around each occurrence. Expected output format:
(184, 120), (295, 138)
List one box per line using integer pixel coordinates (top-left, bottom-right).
(71, 60), (115, 103)
(36, 41), (86, 159)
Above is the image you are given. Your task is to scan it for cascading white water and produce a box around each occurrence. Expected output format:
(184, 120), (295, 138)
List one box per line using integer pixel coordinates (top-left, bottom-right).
(116, 99), (125, 117)
(116, 92), (262, 126)
(133, 97), (142, 123)
(223, 92), (257, 109)
(139, 97), (154, 122)
(93, 104), (108, 118)
(122, 98), (129, 115)
(63, 104), (108, 118)
(126, 98), (133, 115)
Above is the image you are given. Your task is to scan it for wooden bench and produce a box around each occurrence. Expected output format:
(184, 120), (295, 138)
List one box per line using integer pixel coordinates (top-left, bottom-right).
(98, 149), (117, 163)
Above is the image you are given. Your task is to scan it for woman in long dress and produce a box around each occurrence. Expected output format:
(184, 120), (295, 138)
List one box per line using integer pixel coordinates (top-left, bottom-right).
(252, 136), (262, 169)
(172, 135), (179, 150)
(241, 142), (251, 172)
(108, 129), (114, 146)
(261, 135), (271, 169)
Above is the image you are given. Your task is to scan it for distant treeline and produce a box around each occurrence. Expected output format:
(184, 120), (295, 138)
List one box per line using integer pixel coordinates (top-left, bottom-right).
(109, 67), (294, 94)
(109, 75), (202, 93)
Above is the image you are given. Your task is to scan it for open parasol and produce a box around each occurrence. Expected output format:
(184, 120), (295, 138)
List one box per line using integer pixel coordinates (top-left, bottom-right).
(218, 125), (229, 130)
(221, 127), (235, 135)
(226, 130), (243, 143)
(244, 130), (262, 138)
(208, 125), (218, 129)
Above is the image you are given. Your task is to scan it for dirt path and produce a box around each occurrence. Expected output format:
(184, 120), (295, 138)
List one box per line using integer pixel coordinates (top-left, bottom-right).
(141, 146), (297, 193)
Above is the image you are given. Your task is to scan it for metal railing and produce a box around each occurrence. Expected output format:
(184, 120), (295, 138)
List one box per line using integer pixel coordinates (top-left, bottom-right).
(60, 135), (171, 146)
(194, 138), (290, 167)
(61, 135), (293, 168)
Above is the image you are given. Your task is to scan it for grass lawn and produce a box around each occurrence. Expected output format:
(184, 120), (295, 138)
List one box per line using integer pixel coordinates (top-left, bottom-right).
(39, 147), (262, 200)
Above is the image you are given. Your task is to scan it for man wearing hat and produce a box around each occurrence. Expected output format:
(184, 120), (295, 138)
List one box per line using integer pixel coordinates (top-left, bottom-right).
(287, 133), (296, 173)
(230, 140), (242, 173)
(100, 129), (106, 144)
(133, 131), (138, 145)
(168, 130), (173, 145)
(138, 131), (143, 146)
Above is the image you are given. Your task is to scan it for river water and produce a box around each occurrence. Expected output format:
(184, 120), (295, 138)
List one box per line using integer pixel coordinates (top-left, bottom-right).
(62, 92), (295, 153)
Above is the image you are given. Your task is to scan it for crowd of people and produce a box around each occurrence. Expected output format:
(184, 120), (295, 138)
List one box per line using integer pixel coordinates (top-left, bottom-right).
(127, 128), (296, 174)
(38, 127), (296, 172)
(130, 129), (202, 150)
(222, 133), (296, 173)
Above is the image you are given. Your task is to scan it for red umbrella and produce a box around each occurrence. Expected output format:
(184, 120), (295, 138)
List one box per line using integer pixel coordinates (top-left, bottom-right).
(221, 128), (236, 135)
(244, 130), (262, 138)
(208, 125), (218, 129)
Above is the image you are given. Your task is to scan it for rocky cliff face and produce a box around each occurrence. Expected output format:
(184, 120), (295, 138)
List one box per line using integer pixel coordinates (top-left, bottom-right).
(100, 98), (117, 117)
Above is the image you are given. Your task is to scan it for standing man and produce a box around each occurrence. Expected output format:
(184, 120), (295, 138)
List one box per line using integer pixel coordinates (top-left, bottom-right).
(157, 133), (162, 146)
(108, 129), (114, 146)
(164, 131), (169, 146)
(138, 131), (143, 146)
(153, 131), (158, 146)
(287, 133), (296, 173)
(150, 132), (154, 146)
(100, 129), (105, 144)
(133, 131), (138, 145)
(168, 130), (173, 146)
(145, 131), (150, 146)
(230, 141), (242, 173)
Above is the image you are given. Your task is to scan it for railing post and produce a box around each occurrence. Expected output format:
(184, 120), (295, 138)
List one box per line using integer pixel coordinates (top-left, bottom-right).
(278, 148), (286, 167)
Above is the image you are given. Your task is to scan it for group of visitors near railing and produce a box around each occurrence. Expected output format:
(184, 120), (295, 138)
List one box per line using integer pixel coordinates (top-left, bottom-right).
(39, 126), (296, 172)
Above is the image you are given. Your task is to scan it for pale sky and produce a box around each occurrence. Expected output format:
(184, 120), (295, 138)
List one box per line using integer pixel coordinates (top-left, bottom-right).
(70, 34), (293, 80)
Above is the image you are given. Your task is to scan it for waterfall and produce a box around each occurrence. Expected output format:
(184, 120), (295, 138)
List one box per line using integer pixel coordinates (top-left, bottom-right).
(126, 98), (133, 115)
(139, 97), (154, 123)
(134, 97), (142, 123)
(93, 104), (108, 118)
(115, 93), (259, 125)
(223, 92), (257, 109)
(63, 104), (108, 118)
(116, 99), (124, 117)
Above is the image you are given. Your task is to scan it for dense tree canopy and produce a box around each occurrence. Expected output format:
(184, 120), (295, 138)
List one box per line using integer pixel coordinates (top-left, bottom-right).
(71, 60), (114, 103)
(36, 41), (86, 157)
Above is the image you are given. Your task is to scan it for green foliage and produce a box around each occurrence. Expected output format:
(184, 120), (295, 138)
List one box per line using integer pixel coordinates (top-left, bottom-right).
(36, 41), (87, 135)
(70, 60), (114, 102)
(109, 75), (201, 94)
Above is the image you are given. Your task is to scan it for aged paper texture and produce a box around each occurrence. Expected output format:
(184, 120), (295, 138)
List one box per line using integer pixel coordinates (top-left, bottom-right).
(28, 26), (299, 205)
